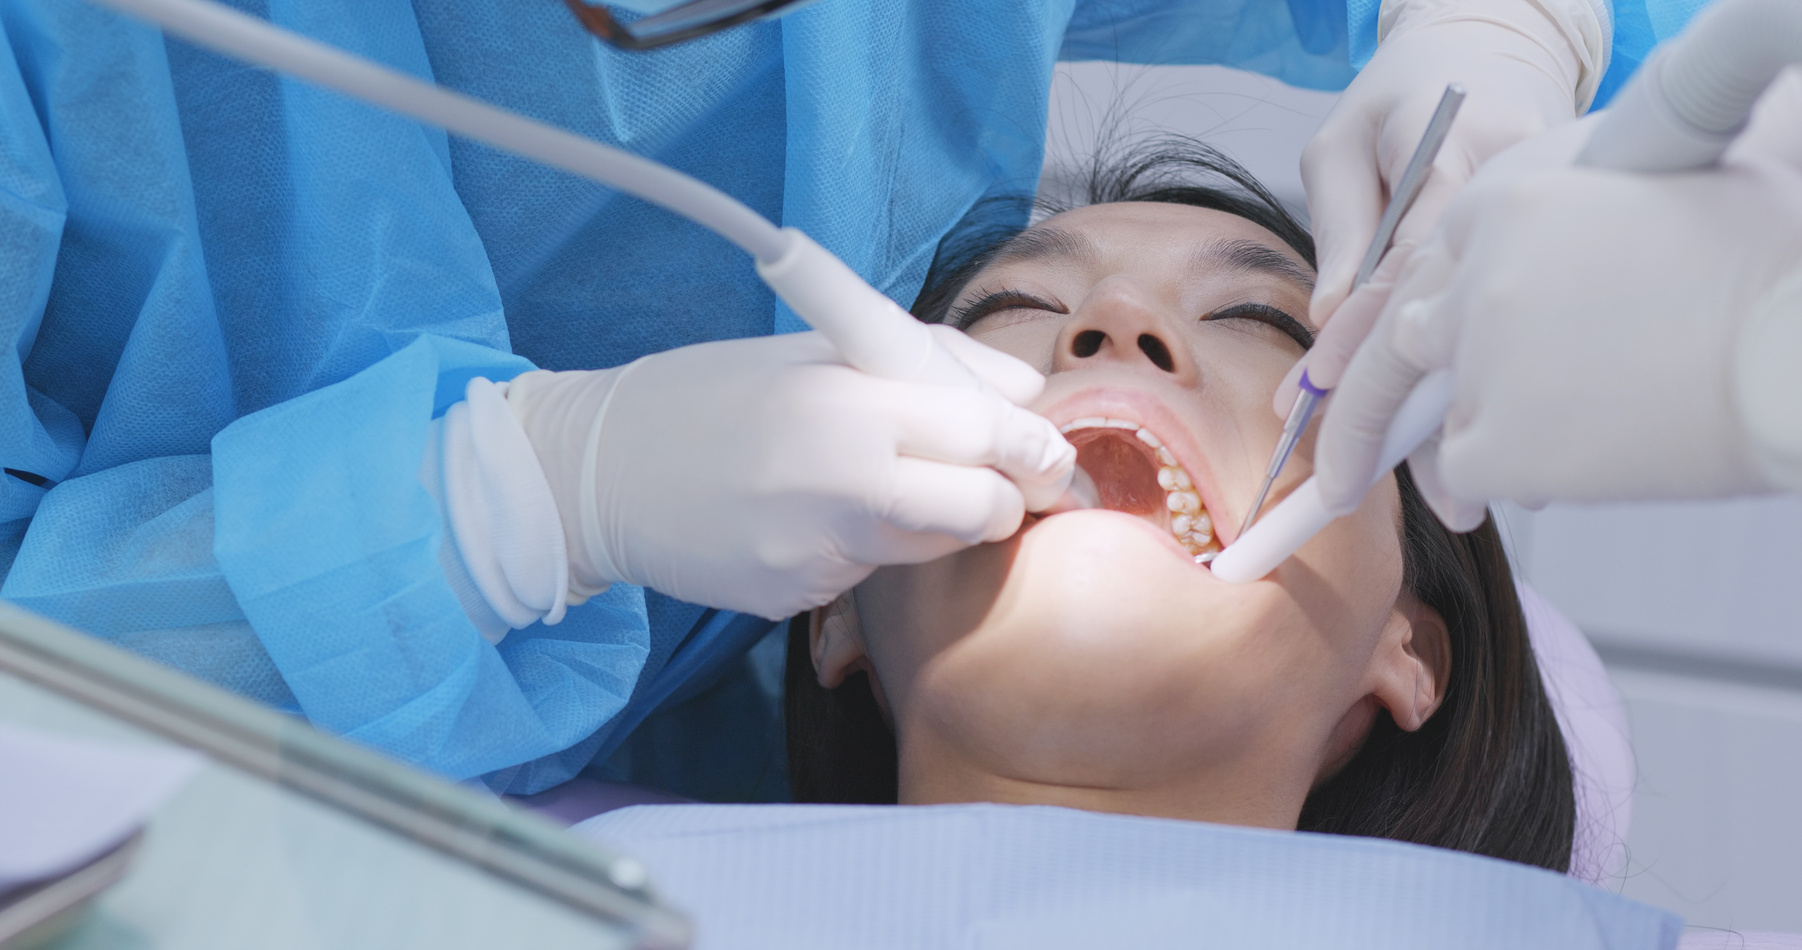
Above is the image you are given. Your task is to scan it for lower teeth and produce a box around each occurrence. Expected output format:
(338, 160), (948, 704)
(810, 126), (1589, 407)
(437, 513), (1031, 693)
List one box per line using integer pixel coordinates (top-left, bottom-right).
(1159, 463), (1217, 560)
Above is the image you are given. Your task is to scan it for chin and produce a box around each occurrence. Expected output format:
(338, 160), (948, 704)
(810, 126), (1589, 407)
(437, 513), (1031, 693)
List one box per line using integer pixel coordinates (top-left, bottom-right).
(971, 509), (1281, 694)
(914, 509), (1284, 784)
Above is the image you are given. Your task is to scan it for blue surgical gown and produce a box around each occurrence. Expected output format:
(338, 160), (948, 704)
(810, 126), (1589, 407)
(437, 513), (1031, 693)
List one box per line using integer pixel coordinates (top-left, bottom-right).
(0, 0), (1703, 794)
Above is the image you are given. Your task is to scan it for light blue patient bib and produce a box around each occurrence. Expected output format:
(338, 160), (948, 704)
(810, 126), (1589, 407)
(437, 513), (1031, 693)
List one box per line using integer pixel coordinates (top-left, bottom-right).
(577, 803), (1679, 950)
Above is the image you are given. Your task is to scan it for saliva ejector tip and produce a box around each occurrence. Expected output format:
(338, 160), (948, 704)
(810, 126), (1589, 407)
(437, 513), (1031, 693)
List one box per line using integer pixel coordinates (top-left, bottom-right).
(1038, 465), (1099, 515)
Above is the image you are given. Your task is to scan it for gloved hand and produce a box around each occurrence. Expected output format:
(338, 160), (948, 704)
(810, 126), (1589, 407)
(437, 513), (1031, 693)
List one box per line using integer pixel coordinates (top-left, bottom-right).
(502, 327), (1074, 621)
(1270, 246), (1406, 420)
(1316, 76), (1802, 529)
(1300, 0), (1607, 333)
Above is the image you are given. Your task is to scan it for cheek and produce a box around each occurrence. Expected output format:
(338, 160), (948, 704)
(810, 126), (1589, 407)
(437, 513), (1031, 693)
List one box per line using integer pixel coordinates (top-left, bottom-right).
(1273, 476), (1407, 669)
(854, 539), (1019, 705)
(968, 320), (1061, 373)
(1184, 332), (1307, 484)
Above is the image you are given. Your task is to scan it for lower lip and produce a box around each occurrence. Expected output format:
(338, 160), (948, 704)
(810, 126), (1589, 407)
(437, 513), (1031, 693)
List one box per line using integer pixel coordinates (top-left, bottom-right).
(1030, 509), (1210, 568)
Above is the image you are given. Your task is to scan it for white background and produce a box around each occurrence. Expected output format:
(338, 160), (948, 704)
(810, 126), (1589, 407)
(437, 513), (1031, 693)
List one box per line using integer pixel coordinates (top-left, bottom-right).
(1045, 60), (1802, 933)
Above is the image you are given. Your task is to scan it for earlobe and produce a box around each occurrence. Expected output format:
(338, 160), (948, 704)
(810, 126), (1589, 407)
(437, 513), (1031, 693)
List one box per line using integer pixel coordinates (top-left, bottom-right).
(810, 590), (869, 689)
(1373, 597), (1451, 733)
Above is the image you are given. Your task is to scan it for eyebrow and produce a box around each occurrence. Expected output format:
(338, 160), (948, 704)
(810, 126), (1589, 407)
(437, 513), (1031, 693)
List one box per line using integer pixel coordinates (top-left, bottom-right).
(988, 227), (1100, 268)
(991, 227), (1314, 290)
(1190, 239), (1316, 293)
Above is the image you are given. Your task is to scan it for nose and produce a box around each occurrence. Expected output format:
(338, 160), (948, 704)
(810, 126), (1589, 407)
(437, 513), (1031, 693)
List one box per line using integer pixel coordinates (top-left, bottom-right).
(1052, 277), (1196, 382)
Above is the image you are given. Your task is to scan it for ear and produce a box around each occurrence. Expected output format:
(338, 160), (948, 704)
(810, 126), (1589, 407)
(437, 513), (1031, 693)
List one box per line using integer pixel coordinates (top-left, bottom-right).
(1367, 594), (1451, 732)
(810, 589), (869, 689)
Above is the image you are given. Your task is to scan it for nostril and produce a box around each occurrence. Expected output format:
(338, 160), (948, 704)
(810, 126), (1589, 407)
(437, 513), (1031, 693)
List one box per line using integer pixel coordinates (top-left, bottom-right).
(1071, 329), (1105, 358)
(1137, 334), (1175, 372)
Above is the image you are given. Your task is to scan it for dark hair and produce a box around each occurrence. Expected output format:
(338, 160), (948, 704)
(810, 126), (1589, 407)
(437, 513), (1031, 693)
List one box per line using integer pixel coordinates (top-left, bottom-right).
(786, 137), (1575, 873)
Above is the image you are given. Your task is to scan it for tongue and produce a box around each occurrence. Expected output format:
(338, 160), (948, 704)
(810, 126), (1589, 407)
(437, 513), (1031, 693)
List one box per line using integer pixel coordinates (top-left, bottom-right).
(1071, 430), (1165, 518)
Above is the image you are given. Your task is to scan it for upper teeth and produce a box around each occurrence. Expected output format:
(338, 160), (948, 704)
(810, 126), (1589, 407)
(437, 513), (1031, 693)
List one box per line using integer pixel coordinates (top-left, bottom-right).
(1058, 417), (1220, 563)
(1062, 417), (1137, 432)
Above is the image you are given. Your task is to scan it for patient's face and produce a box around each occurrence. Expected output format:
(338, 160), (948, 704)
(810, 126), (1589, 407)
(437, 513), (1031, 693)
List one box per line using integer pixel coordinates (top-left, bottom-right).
(837, 202), (1444, 828)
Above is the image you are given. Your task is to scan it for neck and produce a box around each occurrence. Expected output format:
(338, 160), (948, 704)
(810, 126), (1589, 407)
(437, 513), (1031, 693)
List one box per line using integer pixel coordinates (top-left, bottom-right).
(894, 724), (1313, 829)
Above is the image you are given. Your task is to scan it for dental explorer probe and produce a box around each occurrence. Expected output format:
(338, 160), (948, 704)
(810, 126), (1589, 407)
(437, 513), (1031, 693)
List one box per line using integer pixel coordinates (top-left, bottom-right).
(1237, 84), (1466, 540)
(1215, 0), (1802, 584)
(82, 0), (1012, 400)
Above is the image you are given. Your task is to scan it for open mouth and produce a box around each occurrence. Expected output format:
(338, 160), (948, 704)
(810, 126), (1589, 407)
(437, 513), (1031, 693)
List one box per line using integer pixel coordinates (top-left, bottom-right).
(1059, 417), (1219, 563)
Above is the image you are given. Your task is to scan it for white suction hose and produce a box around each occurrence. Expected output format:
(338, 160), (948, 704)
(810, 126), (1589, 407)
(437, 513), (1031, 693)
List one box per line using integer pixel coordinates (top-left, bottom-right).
(1580, 0), (1802, 171)
(79, 0), (791, 263)
(753, 230), (972, 386)
(1216, 0), (1802, 583)
(82, 0), (963, 391)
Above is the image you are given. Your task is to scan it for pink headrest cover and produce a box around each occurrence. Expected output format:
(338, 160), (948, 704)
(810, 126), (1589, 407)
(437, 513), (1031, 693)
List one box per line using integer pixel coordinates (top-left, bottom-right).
(1519, 581), (1634, 884)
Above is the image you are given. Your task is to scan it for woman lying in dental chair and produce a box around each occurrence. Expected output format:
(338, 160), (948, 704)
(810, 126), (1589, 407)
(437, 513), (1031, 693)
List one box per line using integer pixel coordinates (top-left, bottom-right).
(571, 142), (1677, 950)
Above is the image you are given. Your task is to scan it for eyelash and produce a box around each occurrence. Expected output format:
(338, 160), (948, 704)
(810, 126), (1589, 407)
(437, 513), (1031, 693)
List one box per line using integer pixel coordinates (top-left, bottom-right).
(1203, 303), (1316, 351)
(948, 290), (1065, 330)
(952, 290), (1314, 353)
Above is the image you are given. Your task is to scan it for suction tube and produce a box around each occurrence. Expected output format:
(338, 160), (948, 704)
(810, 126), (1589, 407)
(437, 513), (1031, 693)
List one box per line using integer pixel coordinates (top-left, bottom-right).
(1579, 0), (1802, 171)
(85, 0), (790, 263)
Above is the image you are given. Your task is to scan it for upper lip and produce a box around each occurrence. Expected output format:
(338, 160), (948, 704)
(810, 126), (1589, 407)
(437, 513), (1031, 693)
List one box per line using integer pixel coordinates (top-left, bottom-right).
(1038, 381), (1233, 544)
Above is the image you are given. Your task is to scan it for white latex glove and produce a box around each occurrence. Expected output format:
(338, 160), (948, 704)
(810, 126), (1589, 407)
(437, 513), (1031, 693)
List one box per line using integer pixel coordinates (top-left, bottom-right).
(499, 327), (1073, 621)
(1300, 0), (1607, 335)
(1270, 247), (1407, 419)
(1317, 74), (1802, 528)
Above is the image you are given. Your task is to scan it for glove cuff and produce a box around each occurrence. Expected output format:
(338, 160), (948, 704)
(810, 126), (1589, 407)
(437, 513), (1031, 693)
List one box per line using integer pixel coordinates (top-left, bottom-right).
(438, 377), (573, 635)
(1378, 0), (1609, 112)
(506, 365), (635, 599)
(1735, 261), (1802, 493)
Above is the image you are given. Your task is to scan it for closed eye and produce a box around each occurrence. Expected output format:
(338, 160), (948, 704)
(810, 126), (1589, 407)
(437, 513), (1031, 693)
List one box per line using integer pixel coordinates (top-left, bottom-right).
(950, 290), (1067, 331)
(1203, 303), (1314, 351)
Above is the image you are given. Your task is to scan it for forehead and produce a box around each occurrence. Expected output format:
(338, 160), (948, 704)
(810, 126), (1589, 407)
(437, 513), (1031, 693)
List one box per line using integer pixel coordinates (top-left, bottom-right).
(974, 201), (1313, 289)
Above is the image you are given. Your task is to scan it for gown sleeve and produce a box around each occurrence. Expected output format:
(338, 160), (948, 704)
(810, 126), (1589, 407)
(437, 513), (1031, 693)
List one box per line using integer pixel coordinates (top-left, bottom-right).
(0, 0), (651, 784)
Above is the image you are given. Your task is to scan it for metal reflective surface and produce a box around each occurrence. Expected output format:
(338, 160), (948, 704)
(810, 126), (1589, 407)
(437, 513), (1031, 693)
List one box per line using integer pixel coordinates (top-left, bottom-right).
(0, 602), (690, 950)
